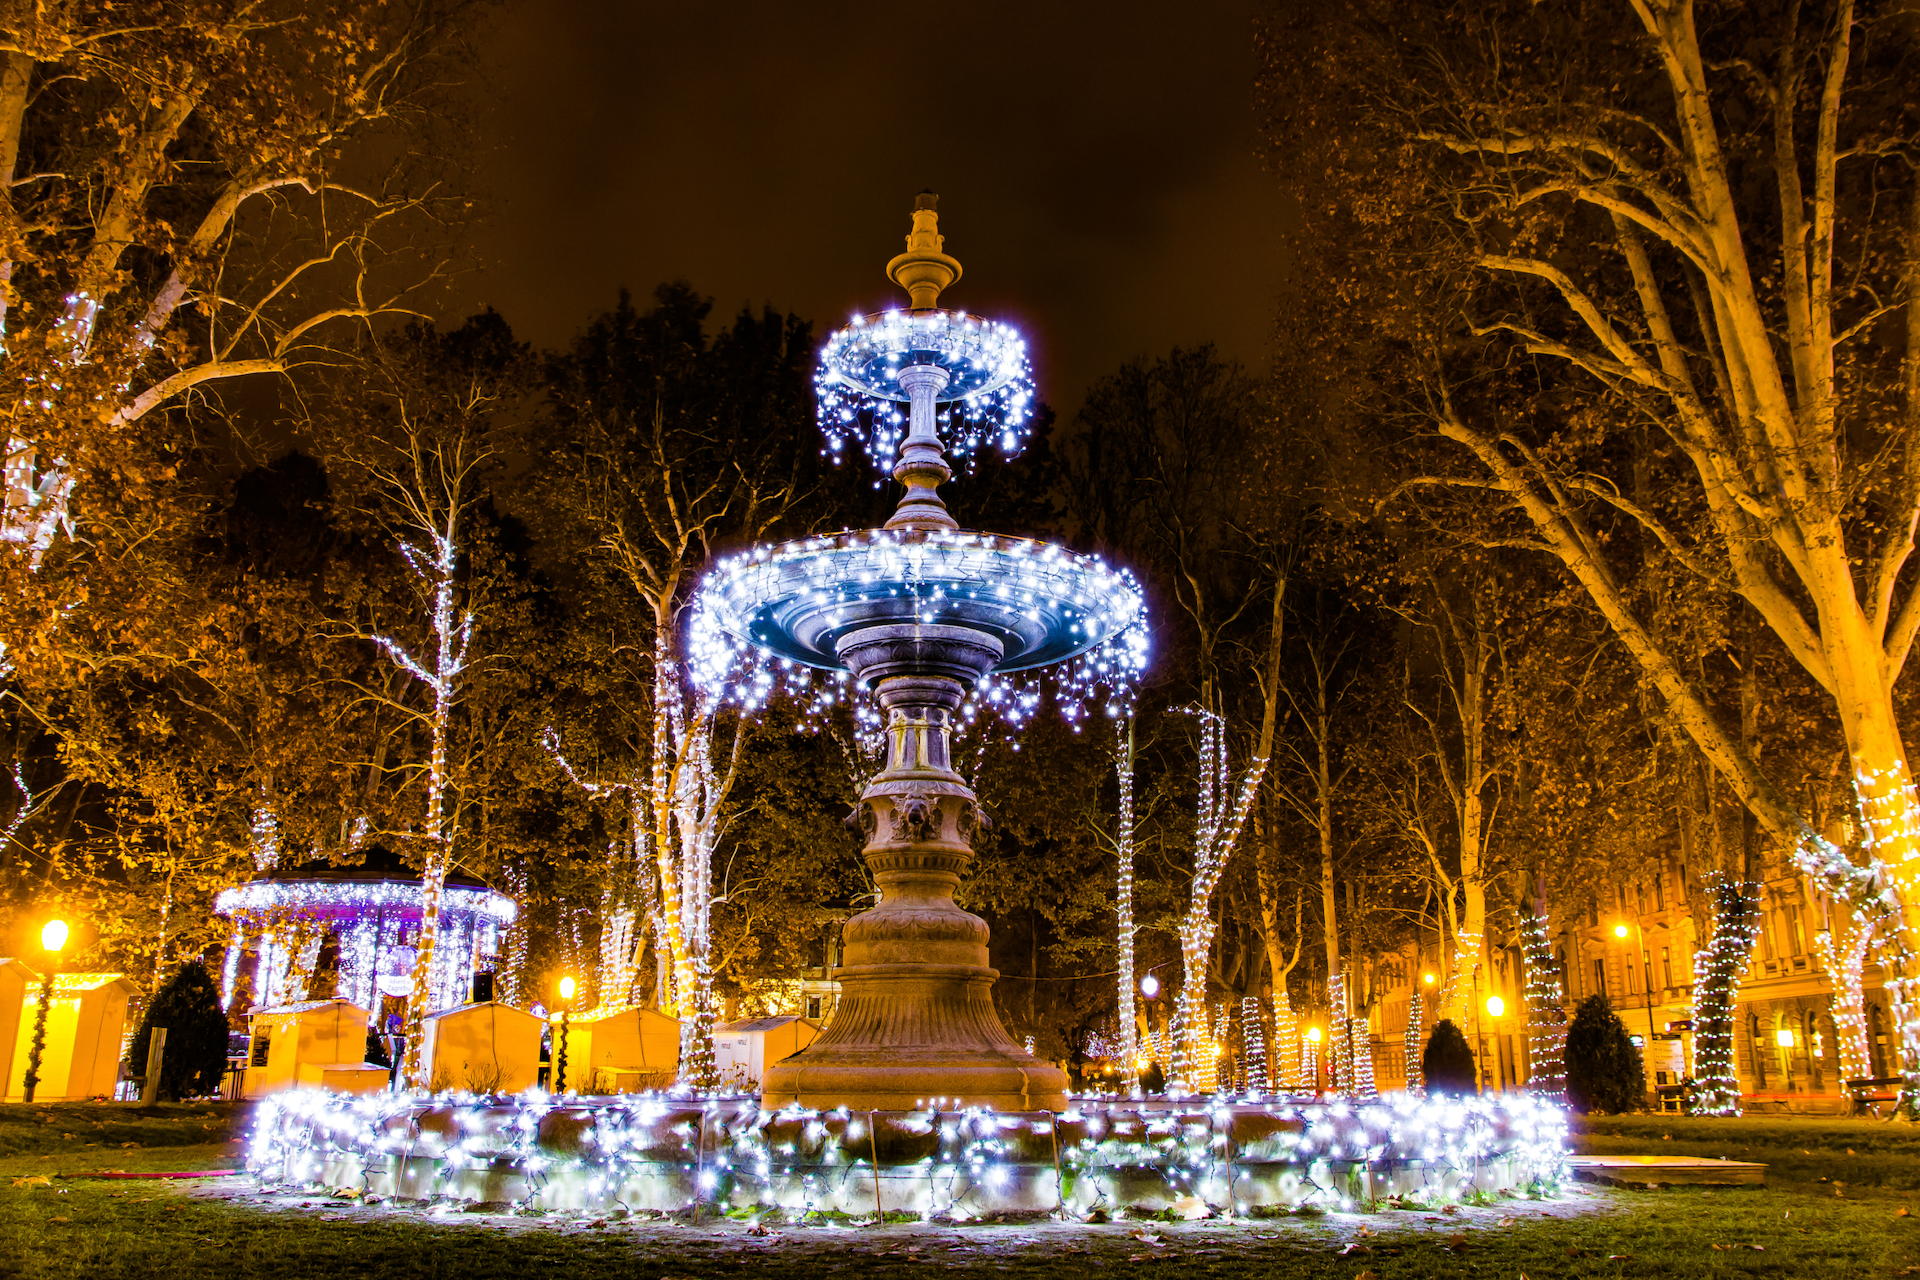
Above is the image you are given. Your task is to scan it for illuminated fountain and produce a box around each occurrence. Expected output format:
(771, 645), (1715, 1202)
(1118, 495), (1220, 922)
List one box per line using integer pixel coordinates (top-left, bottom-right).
(243, 199), (1569, 1216)
(693, 194), (1147, 1110)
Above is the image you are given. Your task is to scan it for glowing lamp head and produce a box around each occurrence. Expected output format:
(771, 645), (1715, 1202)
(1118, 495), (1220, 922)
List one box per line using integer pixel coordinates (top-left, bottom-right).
(1775, 1028), (1795, 1049)
(557, 975), (576, 1004)
(40, 919), (68, 953)
(1485, 995), (1505, 1019)
(1306, 1026), (1322, 1044)
(1139, 973), (1160, 999)
(1422, 973), (1436, 986)
(1613, 923), (1630, 939)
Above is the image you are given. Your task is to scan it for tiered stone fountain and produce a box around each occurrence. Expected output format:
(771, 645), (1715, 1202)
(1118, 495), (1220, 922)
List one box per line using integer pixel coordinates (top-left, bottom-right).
(702, 194), (1145, 1111)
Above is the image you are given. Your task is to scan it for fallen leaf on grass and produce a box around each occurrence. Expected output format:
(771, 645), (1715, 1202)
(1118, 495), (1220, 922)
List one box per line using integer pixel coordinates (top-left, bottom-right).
(1899, 1207), (1913, 1219)
(120, 1142), (140, 1149)
(745, 1224), (779, 1237)
(1337, 1242), (1370, 1257)
(47, 1216), (69, 1223)
(1445, 1234), (1468, 1252)
(1128, 1229), (1166, 1247)
(1607, 1255), (1634, 1261)
(11, 1176), (50, 1189)
(1172, 1195), (1210, 1221)
(1356, 1272), (1377, 1280)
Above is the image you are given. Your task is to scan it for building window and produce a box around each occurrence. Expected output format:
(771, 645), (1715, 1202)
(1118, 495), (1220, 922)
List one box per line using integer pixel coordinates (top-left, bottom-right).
(1661, 947), (1672, 989)
(1593, 957), (1606, 998)
(806, 996), (822, 1020)
(1784, 905), (1805, 957)
(1588, 900), (1599, 928)
(1654, 870), (1666, 913)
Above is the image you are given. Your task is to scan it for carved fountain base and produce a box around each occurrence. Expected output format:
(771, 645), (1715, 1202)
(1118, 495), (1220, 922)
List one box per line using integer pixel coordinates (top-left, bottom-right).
(761, 637), (1069, 1112)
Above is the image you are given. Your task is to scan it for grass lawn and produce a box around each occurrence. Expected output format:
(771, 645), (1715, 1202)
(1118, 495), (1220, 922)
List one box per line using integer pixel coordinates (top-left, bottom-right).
(1574, 1113), (1920, 1190)
(0, 1103), (1912, 1278)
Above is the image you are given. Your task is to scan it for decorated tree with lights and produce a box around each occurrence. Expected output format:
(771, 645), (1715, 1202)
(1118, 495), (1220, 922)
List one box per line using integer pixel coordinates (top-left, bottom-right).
(1264, 0), (1920, 1087)
(1518, 906), (1567, 1102)
(0, 0), (478, 564)
(315, 314), (530, 1085)
(1815, 891), (1879, 1084)
(1167, 706), (1269, 1089)
(539, 287), (819, 1085)
(1111, 714), (1142, 1083)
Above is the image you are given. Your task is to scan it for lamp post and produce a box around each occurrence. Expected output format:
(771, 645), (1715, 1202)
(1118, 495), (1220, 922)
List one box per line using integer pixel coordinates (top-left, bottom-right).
(21, 919), (69, 1103)
(1615, 921), (1658, 1050)
(1485, 995), (1507, 1091)
(553, 975), (576, 1094)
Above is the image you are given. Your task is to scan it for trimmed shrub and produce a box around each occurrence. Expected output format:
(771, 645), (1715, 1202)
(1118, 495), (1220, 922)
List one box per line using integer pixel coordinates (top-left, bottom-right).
(1565, 994), (1646, 1113)
(1422, 1018), (1478, 1094)
(129, 961), (231, 1100)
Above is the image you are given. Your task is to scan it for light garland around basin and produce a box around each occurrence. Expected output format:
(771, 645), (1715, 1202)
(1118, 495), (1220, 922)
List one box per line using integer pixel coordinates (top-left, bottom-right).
(817, 309), (1034, 478)
(248, 1087), (1567, 1218)
(689, 526), (1150, 731)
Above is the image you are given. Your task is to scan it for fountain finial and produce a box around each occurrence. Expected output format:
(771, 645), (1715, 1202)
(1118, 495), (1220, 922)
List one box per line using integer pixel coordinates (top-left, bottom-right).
(887, 191), (963, 310)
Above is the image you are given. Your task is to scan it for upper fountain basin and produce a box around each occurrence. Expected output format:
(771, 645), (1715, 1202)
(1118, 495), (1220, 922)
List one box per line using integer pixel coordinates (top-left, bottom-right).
(699, 527), (1145, 680)
(818, 310), (1029, 405)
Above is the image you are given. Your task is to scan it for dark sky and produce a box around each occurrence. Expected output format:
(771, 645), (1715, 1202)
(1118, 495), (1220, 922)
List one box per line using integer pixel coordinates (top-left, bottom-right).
(448, 0), (1294, 423)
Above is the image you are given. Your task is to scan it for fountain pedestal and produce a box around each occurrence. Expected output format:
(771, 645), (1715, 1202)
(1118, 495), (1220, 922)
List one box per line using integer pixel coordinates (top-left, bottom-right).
(762, 635), (1068, 1111)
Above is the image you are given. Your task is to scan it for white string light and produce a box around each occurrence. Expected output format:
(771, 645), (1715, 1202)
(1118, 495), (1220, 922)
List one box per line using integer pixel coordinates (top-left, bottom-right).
(1518, 911), (1566, 1103)
(1405, 988), (1425, 1094)
(1689, 875), (1761, 1116)
(1168, 708), (1268, 1090)
(249, 1087), (1567, 1216)
(817, 310), (1034, 478)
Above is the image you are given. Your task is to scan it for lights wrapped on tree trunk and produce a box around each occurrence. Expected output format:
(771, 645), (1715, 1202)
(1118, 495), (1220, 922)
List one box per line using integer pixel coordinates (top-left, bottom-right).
(1519, 911), (1566, 1103)
(1689, 876), (1762, 1116)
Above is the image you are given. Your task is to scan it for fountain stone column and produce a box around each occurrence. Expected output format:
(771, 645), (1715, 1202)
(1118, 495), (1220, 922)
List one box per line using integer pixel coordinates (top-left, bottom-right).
(761, 628), (1066, 1110)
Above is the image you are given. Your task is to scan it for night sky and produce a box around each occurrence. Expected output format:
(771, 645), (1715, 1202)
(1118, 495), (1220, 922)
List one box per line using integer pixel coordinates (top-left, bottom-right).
(448, 0), (1293, 422)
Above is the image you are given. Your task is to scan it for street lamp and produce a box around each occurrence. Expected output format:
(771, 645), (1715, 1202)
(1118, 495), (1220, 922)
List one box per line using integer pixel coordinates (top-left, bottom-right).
(1615, 920), (1658, 1052)
(22, 919), (69, 1103)
(553, 975), (576, 1093)
(1485, 995), (1508, 1091)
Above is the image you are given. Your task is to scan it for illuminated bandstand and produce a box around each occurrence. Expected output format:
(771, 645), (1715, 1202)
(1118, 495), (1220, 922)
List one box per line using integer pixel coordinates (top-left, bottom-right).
(214, 848), (517, 1019)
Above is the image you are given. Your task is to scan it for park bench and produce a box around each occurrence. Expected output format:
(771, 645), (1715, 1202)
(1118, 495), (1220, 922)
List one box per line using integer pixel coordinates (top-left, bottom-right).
(1844, 1076), (1907, 1118)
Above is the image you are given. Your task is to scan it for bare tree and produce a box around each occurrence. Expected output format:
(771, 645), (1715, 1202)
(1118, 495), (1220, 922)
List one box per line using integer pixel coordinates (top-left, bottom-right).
(1268, 0), (1920, 1078)
(0, 1), (477, 563)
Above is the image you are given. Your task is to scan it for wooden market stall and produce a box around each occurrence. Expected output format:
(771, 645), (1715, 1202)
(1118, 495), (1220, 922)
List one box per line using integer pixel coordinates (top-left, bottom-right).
(714, 1015), (820, 1090)
(0, 960), (34, 1100)
(556, 1005), (679, 1092)
(4, 973), (136, 1101)
(420, 1000), (543, 1094)
(244, 999), (373, 1098)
